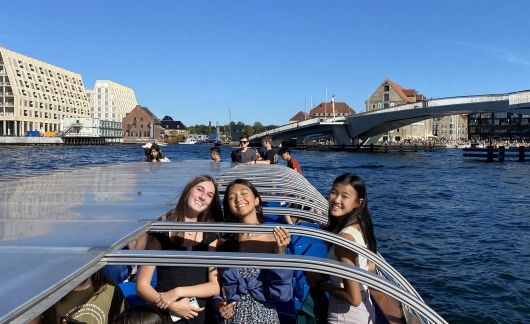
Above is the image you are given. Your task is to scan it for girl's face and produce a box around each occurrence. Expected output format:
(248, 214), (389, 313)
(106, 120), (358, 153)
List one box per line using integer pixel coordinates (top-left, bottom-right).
(150, 149), (159, 158)
(186, 181), (215, 215)
(227, 183), (259, 219)
(329, 182), (361, 218)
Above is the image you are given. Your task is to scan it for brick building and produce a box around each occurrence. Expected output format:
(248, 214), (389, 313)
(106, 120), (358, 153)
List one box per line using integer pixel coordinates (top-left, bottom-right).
(122, 105), (161, 142)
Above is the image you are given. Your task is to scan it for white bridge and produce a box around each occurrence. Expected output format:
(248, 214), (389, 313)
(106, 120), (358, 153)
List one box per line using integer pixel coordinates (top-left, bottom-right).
(251, 90), (530, 145)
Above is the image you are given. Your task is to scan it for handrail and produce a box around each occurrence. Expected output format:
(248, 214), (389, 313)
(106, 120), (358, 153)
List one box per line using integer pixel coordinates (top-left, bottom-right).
(103, 250), (446, 324)
(149, 222), (421, 300)
(262, 206), (328, 224)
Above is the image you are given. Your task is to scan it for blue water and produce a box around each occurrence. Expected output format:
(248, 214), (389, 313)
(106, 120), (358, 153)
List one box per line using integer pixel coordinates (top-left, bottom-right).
(1, 144), (529, 323)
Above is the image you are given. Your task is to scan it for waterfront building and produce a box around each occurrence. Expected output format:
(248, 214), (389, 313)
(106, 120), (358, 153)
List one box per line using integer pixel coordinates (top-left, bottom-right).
(88, 80), (137, 122)
(308, 101), (355, 118)
(366, 79), (433, 141)
(61, 117), (122, 140)
(435, 114), (468, 141)
(122, 104), (162, 143)
(468, 112), (530, 141)
(0, 46), (90, 136)
(288, 111), (307, 123)
(160, 115), (188, 142)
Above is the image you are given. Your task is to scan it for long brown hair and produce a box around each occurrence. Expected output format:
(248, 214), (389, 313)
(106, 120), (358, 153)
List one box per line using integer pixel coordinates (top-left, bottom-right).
(168, 175), (223, 242)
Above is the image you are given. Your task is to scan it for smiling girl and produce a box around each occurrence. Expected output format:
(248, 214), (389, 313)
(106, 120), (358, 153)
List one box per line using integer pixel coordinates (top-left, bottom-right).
(136, 175), (223, 323)
(319, 173), (378, 323)
(216, 179), (293, 324)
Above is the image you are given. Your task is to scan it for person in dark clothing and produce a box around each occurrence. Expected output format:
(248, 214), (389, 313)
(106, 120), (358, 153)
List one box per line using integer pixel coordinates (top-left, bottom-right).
(136, 175), (223, 323)
(255, 135), (277, 164)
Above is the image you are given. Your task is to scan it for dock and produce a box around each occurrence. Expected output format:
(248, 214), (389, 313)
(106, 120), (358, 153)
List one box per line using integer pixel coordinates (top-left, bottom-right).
(463, 146), (528, 162)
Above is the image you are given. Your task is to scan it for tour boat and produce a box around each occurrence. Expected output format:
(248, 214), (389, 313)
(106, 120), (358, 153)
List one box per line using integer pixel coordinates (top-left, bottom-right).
(0, 161), (447, 323)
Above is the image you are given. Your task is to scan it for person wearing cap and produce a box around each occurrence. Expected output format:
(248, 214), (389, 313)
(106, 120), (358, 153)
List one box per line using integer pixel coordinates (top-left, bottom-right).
(278, 147), (302, 174)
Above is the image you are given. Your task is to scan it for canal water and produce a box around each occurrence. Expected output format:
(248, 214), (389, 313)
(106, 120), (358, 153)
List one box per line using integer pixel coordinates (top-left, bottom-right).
(1, 144), (529, 323)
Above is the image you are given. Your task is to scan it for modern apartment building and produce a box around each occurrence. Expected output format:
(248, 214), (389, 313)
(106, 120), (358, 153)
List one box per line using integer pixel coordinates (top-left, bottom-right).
(0, 46), (90, 136)
(88, 80), (137, 122)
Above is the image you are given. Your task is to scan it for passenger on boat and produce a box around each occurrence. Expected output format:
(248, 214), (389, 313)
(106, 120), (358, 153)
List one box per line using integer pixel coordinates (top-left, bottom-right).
(255, 135), (278, 165)
(136, 175), (223, 323)
(238, 135), (256, 163)
(53, 269), (127, 323)
(230, 149), (241, 164)
(216, 179), (293, 324)
(255, 147), (265, 161)
(310, 173), (377, 324)
(278, 147), (302, 174)
(113, 305), (168, 324)
(210, 147), (221, 162)
(144, 143), (171, 163)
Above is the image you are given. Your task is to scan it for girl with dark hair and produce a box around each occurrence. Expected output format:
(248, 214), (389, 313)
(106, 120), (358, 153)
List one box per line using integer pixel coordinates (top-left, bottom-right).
(216, 179), (293, 324)
(145, 143), (171, 163)
(136, 175), (223, 323)
(317, 173), (377, 323)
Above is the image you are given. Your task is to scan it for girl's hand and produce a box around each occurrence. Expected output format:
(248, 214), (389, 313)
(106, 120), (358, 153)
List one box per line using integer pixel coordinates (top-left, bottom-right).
(170, 298), (205, 320)
(273, 226), (290, 254)
(154, 288), (179, 309)
(217, 300), (236, 319)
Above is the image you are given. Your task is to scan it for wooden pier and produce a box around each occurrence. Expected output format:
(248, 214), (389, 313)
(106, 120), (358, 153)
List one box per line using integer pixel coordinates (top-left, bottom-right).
(463, 146), (528, 162)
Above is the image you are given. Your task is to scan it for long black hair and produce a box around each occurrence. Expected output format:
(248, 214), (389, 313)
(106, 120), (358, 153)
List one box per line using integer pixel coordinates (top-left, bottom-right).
(326, 173), (377, 253)
(223, 178), (264, 223)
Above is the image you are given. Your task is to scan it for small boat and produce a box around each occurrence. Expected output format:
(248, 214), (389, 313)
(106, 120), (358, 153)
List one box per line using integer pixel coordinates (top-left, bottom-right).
(0, 162), (447, 323)
(180, 137), (198, 144)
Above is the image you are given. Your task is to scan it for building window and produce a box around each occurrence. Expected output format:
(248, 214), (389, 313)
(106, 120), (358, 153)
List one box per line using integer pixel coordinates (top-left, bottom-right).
(384, 94), (389, 101)
(384, 85), (390, 91)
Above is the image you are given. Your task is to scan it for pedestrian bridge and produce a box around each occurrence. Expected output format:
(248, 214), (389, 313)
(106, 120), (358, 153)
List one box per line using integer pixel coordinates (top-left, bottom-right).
(251, 90), (530, 145)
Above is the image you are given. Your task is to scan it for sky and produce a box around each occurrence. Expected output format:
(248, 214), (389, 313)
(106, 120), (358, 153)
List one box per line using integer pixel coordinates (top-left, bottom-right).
(2, 0), (530, 126)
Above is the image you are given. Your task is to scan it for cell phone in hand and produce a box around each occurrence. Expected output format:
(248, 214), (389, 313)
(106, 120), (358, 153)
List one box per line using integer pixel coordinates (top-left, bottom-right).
(170, 297), (200, 322)
(188, 296), (199, 308)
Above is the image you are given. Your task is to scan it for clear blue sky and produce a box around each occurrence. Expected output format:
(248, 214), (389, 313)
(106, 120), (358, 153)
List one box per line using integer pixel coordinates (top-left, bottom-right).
(2, 1), (529, 126)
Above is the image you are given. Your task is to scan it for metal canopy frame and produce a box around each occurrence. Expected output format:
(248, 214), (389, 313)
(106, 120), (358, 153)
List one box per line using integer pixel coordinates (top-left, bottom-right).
(1, 161), (446, 324)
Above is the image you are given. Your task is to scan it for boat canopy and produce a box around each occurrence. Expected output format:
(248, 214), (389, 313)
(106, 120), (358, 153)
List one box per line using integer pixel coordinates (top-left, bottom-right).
(0, 161), (446, 324)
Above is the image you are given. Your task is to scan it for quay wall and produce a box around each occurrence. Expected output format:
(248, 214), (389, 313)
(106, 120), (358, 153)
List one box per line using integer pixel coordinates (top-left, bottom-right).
(0, 136), (124, 145)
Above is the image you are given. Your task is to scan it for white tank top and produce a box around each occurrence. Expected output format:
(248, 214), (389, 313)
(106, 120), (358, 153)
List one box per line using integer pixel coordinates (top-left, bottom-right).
(328, 225), (369, 291)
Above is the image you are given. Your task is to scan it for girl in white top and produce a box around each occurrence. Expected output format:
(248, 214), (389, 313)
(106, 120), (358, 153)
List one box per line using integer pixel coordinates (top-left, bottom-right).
(318, 173), (378, 324)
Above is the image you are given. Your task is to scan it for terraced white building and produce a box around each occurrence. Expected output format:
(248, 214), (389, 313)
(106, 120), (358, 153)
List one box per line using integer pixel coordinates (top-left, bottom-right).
(87, 80), (137, 123)
(0, 46), (90, 136)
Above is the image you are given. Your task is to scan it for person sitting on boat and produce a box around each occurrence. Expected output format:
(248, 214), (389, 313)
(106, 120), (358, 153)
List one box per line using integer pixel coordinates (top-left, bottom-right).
(255, 147), (265, 161)
(216, 179), (293, 324)
(144, 143), (171, 163)
(136, 175), (224, 323)
(309, 173), (377, 324)
(278, 147), (302, 174)
(238, 135), (256, 163)
(230, 149), (241, 164)
(53, 269), (127, 323)
(255, 135), (278, 165)
(210, 147), (221, 162)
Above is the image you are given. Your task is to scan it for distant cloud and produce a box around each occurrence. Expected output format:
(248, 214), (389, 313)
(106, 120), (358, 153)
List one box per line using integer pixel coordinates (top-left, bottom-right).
(449, 40), (530, 67)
